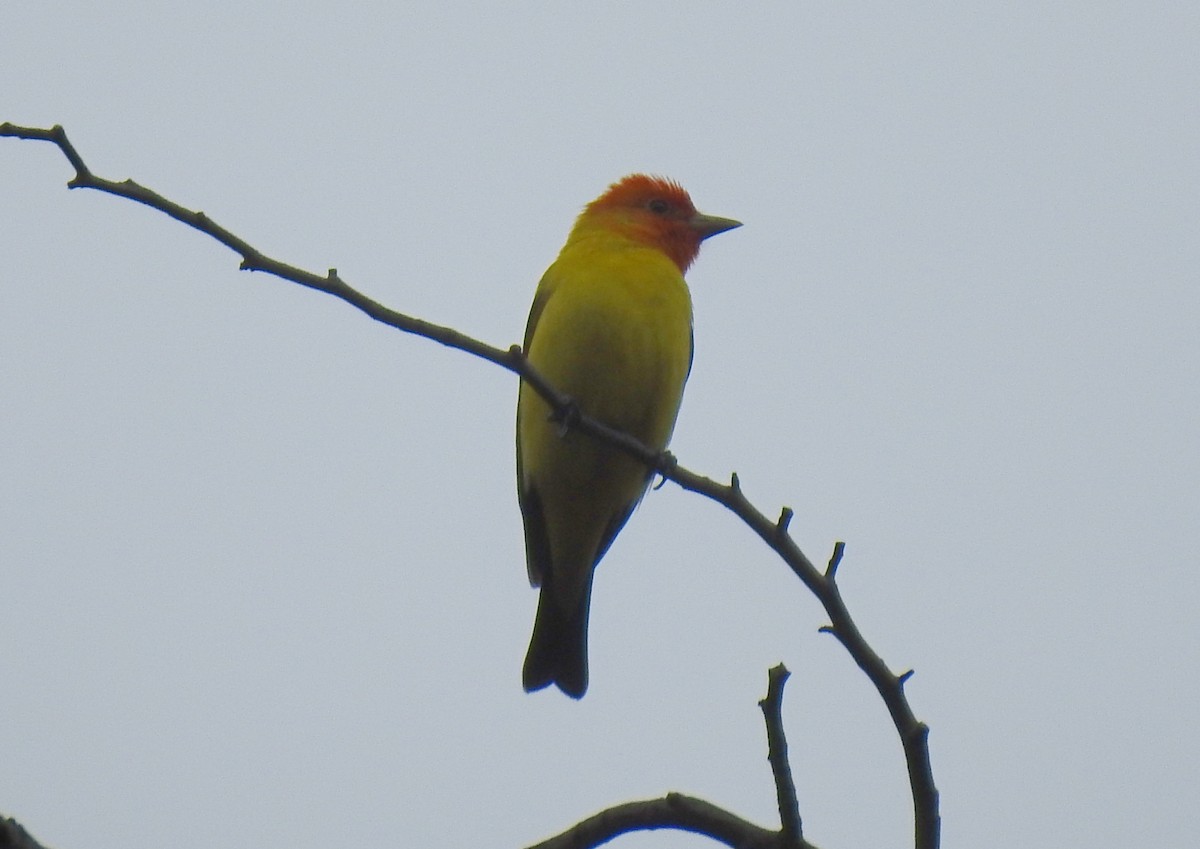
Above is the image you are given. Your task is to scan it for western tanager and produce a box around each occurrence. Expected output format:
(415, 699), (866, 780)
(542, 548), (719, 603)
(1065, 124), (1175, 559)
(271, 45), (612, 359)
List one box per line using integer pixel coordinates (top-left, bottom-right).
(517, 174), (740, 698)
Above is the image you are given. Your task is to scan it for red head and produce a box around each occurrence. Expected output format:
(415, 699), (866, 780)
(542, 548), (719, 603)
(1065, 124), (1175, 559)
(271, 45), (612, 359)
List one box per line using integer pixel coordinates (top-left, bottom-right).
(579, 174), (741, 273)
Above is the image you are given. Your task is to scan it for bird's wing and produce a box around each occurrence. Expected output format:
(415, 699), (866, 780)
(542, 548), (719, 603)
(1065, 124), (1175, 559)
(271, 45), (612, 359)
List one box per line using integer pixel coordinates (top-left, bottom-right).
(516, 269), (560, 586)
(522, 270), (557, 353)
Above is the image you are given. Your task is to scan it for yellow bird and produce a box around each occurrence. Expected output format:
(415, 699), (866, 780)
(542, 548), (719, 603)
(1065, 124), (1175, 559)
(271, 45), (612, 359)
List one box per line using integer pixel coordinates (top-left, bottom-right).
(517, 174), (740, 697)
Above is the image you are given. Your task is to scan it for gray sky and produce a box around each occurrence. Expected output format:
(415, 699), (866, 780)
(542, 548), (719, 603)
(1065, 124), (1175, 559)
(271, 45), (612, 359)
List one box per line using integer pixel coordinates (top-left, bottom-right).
(3, 3), (1198, 847)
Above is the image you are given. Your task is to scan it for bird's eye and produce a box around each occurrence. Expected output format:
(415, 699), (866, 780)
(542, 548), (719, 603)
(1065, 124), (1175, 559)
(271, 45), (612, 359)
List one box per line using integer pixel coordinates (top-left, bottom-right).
(647, 198), (670, 215)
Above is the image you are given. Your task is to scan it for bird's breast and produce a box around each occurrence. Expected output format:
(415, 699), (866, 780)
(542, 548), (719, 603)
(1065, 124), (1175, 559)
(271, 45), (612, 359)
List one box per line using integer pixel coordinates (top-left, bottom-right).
(527, 245), (693, 444)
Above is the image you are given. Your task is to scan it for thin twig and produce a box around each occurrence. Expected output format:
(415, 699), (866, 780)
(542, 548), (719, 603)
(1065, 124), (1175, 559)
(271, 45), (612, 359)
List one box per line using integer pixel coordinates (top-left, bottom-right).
(2, 122), (939, 849)
(759, 664), (803, 845)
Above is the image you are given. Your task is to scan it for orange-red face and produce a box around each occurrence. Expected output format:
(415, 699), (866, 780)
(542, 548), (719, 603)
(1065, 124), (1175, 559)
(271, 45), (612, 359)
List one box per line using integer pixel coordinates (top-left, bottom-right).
(583, 174), (738, 273)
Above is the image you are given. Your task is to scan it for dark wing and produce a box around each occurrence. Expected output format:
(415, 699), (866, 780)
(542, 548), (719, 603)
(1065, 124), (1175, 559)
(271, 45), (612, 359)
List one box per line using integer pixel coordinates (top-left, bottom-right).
(516, 272), (558, 586)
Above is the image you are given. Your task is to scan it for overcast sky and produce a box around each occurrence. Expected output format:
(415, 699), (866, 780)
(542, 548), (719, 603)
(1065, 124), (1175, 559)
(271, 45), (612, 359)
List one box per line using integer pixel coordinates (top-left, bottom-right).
(3, 3), (1198, 848)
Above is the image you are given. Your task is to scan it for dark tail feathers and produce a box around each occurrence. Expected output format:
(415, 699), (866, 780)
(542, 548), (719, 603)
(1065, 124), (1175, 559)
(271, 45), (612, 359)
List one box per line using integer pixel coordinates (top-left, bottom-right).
(522, 583), (590, 699)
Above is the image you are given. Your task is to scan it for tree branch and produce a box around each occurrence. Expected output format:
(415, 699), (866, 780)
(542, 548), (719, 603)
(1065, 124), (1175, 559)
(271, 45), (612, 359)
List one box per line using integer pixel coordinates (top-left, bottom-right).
(2, 122), (939, 848)
(759, 664), (803, 844)
(527, 669), (820, 849)
(525, 793), (780, 849)
(0, 817), (49, 849)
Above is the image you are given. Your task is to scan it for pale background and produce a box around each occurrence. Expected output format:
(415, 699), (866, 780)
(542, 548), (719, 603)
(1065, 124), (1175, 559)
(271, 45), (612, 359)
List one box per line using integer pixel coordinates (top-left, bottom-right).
(3, 3), (1197, 847)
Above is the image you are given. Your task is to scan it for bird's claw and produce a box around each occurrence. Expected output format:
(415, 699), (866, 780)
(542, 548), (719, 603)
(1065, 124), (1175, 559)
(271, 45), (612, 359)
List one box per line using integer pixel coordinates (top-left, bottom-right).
(651, 450), (678, 489)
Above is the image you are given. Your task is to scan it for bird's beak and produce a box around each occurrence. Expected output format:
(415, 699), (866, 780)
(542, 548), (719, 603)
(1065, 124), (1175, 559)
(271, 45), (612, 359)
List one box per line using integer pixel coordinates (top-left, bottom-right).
(689, 212), (742, 241)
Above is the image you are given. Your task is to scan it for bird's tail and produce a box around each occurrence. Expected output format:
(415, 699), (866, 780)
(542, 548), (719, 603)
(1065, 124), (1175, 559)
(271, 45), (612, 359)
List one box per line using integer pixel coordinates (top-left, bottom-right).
(522, 579), (591, 699)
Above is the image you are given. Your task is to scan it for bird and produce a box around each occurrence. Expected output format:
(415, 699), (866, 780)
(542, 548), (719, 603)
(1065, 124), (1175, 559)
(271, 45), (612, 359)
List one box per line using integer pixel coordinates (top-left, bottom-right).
(516, 174), (741, 698)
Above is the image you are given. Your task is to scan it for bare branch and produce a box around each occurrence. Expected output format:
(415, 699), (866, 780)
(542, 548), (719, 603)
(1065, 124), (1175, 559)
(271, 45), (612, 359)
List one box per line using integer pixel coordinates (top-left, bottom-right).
(759, 664), (803, 843)
(2, 123), (939, 848)
(527, 676), (823, 849)
(525, 793), (780, 849)
(0, 817), (49, 849)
